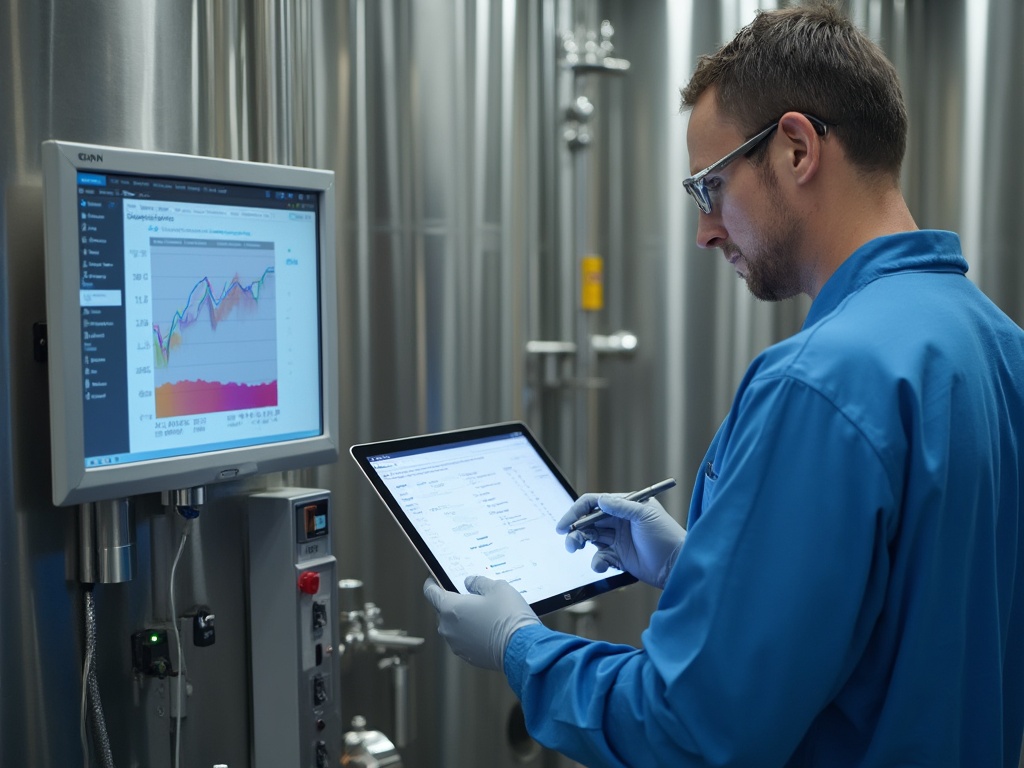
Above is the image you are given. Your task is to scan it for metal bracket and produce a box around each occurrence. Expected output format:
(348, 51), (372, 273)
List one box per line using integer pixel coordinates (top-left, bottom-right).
(526, 331), (637, 389)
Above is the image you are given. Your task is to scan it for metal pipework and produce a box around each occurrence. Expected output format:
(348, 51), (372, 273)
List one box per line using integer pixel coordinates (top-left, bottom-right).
(79, 498), (135, 584)
(344, 715), (403, 768)
(160, 486), (206, 510)
(561, 21), (629, 152)
(561, 19), (631, 74)
(338, 579), (425, 749)
(526, 331), (639, 389)
(340, 581), (425, 654)
(590, 330), (638, 354)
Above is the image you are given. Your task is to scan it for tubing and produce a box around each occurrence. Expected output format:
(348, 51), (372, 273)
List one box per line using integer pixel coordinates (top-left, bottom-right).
(84, 589), (116, 768)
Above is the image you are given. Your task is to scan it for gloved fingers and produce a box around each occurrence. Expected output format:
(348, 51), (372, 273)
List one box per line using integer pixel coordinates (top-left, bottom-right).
(555, 493), (602, 533)
(465, 575), (536, 619)
(464, 574), (498, 595)
(564, 519), (618, 551)
(584, 524), (618, 548)
(596, 493), (666, 521)
(564, 529), (588, 552)
(591, 549), (622, 573)
(424, 574), (539, 670)
(423, 577), (448, 610)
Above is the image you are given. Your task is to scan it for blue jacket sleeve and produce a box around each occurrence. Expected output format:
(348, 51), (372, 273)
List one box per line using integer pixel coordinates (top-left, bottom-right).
(504, 375), (898, 767)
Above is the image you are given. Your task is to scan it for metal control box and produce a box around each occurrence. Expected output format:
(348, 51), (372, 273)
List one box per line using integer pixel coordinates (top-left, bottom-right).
(247, 488), (340, 768)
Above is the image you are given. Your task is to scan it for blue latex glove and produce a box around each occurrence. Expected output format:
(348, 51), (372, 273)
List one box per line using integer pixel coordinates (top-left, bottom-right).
(423, 575), (540, 671)
(556, 494), (686, 589)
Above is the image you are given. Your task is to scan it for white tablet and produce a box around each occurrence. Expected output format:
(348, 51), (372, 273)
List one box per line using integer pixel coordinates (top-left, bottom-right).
(350, 422), (636, 615)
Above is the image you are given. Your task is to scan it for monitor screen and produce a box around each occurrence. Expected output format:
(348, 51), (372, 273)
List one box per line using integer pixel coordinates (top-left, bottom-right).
(42, 140), (339, 506)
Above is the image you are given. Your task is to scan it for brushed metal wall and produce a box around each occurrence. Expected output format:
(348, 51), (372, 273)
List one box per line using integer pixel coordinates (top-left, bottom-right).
(316, 2), (563, 765)
(0, 2), (298, 766)
(2, 4), (216, 766)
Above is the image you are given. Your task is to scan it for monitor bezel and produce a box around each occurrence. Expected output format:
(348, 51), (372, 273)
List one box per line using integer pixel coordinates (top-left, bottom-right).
(42, 139), (339, 507)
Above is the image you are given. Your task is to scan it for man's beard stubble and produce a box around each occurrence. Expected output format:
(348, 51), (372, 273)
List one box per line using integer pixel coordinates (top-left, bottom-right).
(738, 163), (803, 302)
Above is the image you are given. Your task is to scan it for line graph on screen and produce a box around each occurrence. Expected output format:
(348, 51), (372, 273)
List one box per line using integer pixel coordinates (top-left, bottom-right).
(150, 240), (278, 418)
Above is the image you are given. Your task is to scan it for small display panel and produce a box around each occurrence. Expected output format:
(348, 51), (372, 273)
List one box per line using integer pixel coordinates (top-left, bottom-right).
(351, 422), (637, 616)
(301, 499), (330, 540)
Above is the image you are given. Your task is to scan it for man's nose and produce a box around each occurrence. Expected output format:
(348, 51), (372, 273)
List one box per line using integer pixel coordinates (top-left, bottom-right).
(696, 209), (727, 250)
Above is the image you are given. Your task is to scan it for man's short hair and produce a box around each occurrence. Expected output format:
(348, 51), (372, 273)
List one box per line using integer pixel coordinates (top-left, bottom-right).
(681, 1), (908, 181)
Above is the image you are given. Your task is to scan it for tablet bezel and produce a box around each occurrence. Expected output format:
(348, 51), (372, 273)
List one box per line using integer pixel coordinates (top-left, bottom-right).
(350, 421), (637, 616)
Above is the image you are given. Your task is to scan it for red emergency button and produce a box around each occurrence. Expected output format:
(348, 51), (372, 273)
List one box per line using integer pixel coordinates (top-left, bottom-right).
(298, 570), (320, 595)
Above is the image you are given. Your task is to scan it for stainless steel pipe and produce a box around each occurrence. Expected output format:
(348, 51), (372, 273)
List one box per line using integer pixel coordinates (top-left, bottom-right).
(78, 498), (135, 584)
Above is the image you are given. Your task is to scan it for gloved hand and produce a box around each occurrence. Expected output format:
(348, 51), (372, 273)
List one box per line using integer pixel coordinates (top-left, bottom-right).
(423, 575), (540, 671)
(556, 494), (686, 589)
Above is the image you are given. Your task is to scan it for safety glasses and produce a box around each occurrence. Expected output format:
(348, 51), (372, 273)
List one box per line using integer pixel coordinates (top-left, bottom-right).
(683, 114), (828, 214)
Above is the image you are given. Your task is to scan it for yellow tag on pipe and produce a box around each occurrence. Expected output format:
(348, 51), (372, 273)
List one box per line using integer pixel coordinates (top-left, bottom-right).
(580, 255), (604, 311)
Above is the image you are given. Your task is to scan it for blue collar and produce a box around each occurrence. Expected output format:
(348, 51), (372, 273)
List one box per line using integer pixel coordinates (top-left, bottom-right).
(804, 230), (967, 329)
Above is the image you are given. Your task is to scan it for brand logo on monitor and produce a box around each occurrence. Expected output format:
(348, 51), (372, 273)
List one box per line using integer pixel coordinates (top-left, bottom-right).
(78, 152), (103, 163)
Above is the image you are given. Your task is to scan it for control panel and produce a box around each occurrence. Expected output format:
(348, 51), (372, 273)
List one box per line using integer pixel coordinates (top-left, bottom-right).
(248, 488), (340, 768)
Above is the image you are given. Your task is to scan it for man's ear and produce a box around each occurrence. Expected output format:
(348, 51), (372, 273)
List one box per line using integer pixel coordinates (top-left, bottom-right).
(777, 112), (822, 186)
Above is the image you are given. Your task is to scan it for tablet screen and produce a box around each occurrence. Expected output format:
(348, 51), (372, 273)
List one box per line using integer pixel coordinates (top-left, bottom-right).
(351, 423), (636, 615)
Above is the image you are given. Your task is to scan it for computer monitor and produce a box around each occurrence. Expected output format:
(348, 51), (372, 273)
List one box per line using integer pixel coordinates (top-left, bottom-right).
(42, 140), (339, 506)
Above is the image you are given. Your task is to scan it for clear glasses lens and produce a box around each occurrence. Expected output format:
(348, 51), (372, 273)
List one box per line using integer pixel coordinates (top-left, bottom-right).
(684, 182), (711, 214)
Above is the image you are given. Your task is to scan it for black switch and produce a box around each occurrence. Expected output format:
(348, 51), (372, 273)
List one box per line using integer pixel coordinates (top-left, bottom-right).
(313, 674), (328, 705)
(312, 600), (328, 631)
(193, 610), (216, 647)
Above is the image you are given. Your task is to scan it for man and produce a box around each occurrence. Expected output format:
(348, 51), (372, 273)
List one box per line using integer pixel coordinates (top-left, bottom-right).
(424, 3), (1024, 766)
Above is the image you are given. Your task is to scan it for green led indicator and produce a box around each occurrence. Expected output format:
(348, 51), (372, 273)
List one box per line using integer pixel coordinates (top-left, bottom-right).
(150, 633), (159, 643)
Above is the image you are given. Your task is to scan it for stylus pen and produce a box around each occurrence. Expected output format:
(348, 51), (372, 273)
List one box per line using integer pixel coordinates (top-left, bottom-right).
(568, 478), (677, 532)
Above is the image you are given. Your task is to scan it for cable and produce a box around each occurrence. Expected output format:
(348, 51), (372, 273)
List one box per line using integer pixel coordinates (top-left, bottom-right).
(80, 628), (92, 767)
(83, 586), (116, 768)
(169, 515), (192, 768)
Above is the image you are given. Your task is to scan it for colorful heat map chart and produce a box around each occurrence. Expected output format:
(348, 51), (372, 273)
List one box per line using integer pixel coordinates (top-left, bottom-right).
(150, 240), (278, 419)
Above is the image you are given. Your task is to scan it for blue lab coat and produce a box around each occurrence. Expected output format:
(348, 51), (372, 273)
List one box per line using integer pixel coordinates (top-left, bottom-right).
(505, 231), (1024, 767)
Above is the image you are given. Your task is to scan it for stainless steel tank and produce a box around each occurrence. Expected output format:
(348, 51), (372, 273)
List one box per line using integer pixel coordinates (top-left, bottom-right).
(1, 1), (1021, 766)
